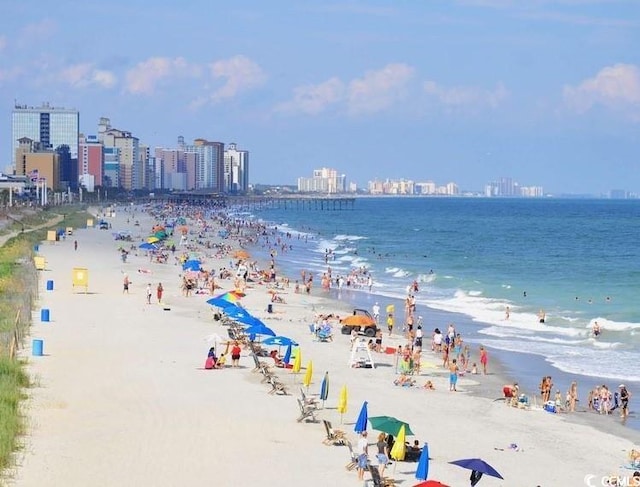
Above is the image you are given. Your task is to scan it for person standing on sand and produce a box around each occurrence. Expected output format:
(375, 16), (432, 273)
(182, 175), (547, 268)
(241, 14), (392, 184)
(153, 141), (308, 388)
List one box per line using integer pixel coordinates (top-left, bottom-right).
(387, 312), (394, 336)
(146, 284), (152, 304)
(156, 283), (164, 304)
(569, 381), (578, 412)
(479, 346), (488, 375)
(74, 240), (78, 251)
(449, 358), (459, 391)
(123, 274), (130, 294)
(505, 306), (510, 320)
(230, 342), (242, 367)
(356, 431), (369, 481)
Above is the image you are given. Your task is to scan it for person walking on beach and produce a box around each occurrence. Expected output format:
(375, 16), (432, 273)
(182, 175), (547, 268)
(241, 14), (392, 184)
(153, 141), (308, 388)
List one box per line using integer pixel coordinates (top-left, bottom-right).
(449, 358), (459, 391)
(386, 312), (394, 336)
(146, 284), (152, 304)
(569, 381), (578, 412)
(74, 240), (78, 251)
(156, 282), (164, 304)
(230, 341), (242, 367)
(372, 302), (380, 324)
(123, 274), (130, 294)
(356, 431), (369, 481)
(620, 384), (631, 418)
(479, 346), (488, 375)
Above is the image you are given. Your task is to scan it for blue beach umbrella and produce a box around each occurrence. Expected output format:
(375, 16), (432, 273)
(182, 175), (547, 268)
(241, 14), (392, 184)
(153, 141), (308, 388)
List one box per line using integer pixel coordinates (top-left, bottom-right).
(236, 315), (267, 328)
(182, 259), (201, 271)
(319, 371), (329, 407)
(139, 242), (157, 250)
(354, 401), (368, 433)
(206, 297), (238, 309)
(244, 324), (276, 337)
(283, 343), (293, 364)
(262, 336), (298, 347)
(222, 305), (253, 321)
(416, 443), (430, 480)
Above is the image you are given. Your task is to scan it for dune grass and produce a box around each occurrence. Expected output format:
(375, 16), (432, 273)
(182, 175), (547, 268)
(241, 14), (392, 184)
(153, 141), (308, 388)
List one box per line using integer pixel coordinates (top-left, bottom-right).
(0, 206), (93, 476)
(0, 358), (29, 471)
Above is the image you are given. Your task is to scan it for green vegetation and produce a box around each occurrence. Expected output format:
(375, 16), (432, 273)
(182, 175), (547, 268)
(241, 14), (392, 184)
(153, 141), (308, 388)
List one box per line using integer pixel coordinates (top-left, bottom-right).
(0, 206), (93, 477)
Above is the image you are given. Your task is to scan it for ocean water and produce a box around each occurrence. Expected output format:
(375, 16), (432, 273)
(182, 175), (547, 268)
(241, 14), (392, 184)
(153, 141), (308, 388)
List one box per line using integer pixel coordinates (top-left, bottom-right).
(227, 197), (640, 426)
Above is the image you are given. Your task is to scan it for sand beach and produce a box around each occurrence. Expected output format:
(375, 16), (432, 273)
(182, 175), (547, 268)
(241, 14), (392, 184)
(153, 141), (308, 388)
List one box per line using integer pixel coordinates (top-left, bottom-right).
(5, 204), (639, 487)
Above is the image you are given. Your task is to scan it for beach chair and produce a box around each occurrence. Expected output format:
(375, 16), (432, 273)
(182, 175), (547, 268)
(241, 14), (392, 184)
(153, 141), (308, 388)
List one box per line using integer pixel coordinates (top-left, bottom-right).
(251, 353), (274, 376)
(322, 419), (346, 445)
(300, 388), (320, 407)
(297, 398), (318, 422)
(345, 441), (359, 471)
(267, 375), (288, 395)
(365, 464), (396, 486)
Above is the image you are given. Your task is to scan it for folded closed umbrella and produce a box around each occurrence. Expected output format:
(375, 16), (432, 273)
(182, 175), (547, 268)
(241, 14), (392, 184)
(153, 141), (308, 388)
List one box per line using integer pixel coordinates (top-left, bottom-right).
(337, 384), (348, 422)
(292, 348), (302, 373)
(390, 424), (406, 462)
(303, 360), (313, 389)
(319, 372), (329, 407)
(354, 401), (368, 433)
(283, 343), (292, 364)
(415, 443), (430, 481)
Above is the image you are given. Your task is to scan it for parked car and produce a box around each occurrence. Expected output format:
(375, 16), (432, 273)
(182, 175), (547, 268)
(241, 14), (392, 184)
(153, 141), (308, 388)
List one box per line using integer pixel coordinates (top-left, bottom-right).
(98, 220), (109, 230)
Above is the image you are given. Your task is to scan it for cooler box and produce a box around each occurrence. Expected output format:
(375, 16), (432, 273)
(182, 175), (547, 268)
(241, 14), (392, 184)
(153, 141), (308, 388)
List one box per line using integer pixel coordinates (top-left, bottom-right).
(543, 402), (556, 413)
(385, 347), (396, 354)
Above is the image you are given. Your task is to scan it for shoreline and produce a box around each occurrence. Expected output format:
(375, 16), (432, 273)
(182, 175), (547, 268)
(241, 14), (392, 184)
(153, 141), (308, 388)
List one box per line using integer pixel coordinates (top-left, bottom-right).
(244, 208), (640, 438)
(8, 202), (638, 486)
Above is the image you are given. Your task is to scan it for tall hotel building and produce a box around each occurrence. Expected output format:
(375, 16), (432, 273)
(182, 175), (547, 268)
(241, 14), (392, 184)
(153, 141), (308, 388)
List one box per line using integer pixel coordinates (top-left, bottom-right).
(224, 143), (249, 193)
(11, 102), (79, 178)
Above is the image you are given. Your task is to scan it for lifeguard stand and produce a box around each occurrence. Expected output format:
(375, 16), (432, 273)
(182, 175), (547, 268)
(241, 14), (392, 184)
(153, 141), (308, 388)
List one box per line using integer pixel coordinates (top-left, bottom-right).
(72, 267), (89, 293)
(348, 337), (375, 369)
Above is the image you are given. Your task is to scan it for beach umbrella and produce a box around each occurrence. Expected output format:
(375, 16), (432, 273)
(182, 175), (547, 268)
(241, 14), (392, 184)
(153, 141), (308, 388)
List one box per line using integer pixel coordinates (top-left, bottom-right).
(390, 424), (406, 462)
(319, 372), (329, 407)
(303, 360), (313, 389)
(147, 236), (160, 243)
(292, 348), (302, 373)
(337, 384), (348, 423)
(220, 304), (250, 318)
(263, 336), (298, 347)
(206, 297), (239, 309)
(283, 343), (293, 364)
(369, 416), (414, 436)
(212, 291), (241, 304)
(354, 401), (368, 433)
(233, 249), (251, 259)
(139, 242), (157, 250)
(244, 324), (276, 337)
(449, 458), (503, 486)
(415, 443), (430, 481)
(414, 482), (449, 487)
(182, 259), (201, 271)
(386, 304), (395, 313)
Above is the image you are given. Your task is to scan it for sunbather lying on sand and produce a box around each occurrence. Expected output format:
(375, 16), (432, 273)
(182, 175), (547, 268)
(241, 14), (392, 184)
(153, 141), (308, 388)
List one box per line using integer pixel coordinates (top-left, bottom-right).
(422, 380), (435, 390)
(394, 374), (416, 387)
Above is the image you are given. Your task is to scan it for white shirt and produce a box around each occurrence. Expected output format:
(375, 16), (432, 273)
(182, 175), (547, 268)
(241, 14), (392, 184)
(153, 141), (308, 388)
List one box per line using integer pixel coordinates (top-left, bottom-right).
(357, 436), (368, 455)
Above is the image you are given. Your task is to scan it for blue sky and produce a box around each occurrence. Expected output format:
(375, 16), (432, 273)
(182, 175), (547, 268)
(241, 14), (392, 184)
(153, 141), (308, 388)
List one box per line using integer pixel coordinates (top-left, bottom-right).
(1, 0), (639, 193)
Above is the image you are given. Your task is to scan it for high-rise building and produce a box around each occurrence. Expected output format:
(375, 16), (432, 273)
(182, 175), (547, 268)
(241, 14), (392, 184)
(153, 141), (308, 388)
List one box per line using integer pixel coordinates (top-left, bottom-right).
(79, 134), (104, 192)
(102, 128), (140, 190)
(11, 102), (79, 175)
(224, 143), (249, 193)
(186, 139), (224, 192)
(14, 137), (60, 190)
(298, 167), (346, 193)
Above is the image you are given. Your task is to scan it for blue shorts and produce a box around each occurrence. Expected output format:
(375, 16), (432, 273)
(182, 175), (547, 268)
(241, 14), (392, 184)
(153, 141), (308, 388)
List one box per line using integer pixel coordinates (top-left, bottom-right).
(450, 373), (458, 384)
(376, 453), (388, 465)
(358, 454), (368, 469)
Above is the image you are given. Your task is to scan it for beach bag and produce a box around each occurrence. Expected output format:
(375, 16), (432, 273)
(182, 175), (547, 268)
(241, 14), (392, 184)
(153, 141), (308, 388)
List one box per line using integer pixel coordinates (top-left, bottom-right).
(204, 357), (215, 369)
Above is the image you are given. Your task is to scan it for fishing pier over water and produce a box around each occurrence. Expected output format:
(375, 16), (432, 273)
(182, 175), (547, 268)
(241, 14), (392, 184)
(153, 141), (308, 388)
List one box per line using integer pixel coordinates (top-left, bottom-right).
(163, 193), (356, 210)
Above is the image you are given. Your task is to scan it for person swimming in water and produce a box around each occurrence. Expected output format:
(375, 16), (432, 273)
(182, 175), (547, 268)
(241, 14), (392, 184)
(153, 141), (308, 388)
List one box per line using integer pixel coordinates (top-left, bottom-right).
(592, 321), (601, 337)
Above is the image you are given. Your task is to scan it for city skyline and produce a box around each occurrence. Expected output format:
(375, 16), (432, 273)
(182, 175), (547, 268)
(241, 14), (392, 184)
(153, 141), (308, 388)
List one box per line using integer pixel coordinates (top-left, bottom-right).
(1, 1), (639, 194)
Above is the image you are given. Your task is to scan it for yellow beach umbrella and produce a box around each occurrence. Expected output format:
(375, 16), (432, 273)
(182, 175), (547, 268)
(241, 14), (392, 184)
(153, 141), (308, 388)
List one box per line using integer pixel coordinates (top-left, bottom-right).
(390, 424), (406, 462)
(147, 236), (160, 243)
(303, 360), (313, 389)
(386, 304), (395, 313)
(292, 348), (302, 374)
(337, 384), (348, 423)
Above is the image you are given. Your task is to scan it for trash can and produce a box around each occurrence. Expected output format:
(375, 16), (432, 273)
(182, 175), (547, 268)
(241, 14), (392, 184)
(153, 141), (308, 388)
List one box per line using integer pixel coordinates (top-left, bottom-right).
(34, 244), (39, 252)
(46, 280), (54, 291)
(40, 308), (50, 322)
(32, 339), (44, 356)
(267, 304), (273, 314)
